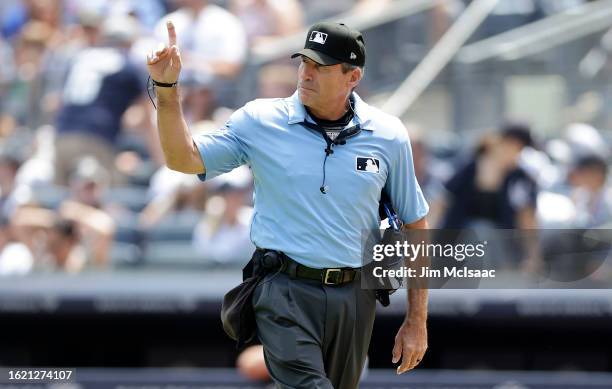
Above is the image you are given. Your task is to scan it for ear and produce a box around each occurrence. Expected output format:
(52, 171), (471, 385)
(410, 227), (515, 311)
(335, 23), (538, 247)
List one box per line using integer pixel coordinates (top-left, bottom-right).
(348, 67), (362, 88)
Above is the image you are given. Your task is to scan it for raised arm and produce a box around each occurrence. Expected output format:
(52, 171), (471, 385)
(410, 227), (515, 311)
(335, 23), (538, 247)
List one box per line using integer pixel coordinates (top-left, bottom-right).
(146, 21), (204, 174)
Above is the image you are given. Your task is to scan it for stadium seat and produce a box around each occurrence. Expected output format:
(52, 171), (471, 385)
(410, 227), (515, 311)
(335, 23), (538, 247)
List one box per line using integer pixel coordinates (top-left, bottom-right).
(109, 241), (143, 266)
(115, 132), (152, 160)
(103, 186), (151, 213)
(113, 213), (142, 245)
(127, 160), (158, 187)
(143, 210), (201, 242)
(30, 183), (69, 210)
(141, 240), (206, 268)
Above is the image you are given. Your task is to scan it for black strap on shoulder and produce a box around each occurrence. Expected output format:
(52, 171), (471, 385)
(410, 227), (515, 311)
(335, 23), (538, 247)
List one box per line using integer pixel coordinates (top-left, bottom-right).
(300, 121), (362, 154)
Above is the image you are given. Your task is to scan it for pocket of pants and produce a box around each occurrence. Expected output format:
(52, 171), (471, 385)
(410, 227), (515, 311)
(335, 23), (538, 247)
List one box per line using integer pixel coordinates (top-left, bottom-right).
(252, 271), (286, 310)
(252, 282), (264, 309)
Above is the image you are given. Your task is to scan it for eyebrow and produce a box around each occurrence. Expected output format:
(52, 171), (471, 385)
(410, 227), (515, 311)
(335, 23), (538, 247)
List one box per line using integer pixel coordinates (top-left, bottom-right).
(302, 57), (334, 71)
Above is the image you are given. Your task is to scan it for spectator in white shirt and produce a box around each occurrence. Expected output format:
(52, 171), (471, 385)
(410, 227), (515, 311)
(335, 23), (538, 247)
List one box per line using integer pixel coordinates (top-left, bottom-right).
(0, 216), (33, 276)
(153, 0), (248, 84)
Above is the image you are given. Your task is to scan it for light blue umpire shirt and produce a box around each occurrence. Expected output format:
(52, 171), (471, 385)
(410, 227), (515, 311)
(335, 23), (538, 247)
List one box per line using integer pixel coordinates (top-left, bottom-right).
(195, 91), (429, 269)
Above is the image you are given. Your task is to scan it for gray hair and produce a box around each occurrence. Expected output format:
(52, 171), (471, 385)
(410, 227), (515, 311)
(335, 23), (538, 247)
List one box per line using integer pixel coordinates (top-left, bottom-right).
(340, 63), (364, 75)
(341, 63), (364, 93)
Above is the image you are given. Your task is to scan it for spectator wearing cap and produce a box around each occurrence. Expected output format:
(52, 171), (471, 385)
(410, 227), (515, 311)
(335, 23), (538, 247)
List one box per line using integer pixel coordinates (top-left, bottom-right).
(54, 15), (161, 186)
(138, 165), (206, 229)
(563, 123), (610, 162)
(437, 122), (541, 270)
(45, 217), (87, 273)
(139, 121), (220, 229)
(56, 157), (115, 267)
(9, 158), (115, 272)
(568, 155), (611, 227)
(440, 122), (539, 230)
(10, 206), (101, 273)
(67, 157), (110, 208)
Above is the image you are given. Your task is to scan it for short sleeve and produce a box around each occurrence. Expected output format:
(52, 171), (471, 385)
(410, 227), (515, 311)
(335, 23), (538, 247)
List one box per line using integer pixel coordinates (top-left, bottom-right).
(384, 128), (429, 224)
(194, 107), (250, 181)
(507, 171), (537, 210)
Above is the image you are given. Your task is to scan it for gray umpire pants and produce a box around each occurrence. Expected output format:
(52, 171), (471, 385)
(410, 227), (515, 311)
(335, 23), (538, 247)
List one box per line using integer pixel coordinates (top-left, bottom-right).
(253, 271), (377, 389)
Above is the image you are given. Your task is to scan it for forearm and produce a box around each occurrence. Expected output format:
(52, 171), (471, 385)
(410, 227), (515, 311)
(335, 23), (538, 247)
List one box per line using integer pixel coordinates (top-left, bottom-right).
(156, 87), (204, 173)
(406, 288), (428, 324)
(517, 207), (541, 266)
(90, 233), (112, 268)
(139, 192), (178, 228)
(12, 207), (55, 229)
(60, 201), (115, 236)
(402, 217), (429, 324)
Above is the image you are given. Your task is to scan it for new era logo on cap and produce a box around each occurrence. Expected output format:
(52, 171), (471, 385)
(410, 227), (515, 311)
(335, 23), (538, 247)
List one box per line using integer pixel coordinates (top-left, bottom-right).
(309, 31), (328, 44)
(356, 157), (380, 173)
(350, 52), (357, 60)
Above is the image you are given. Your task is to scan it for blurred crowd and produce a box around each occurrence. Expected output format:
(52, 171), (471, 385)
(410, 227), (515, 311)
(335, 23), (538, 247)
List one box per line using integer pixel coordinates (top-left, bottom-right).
(0, 0), (401, 276)
(0, 0), (610, 279)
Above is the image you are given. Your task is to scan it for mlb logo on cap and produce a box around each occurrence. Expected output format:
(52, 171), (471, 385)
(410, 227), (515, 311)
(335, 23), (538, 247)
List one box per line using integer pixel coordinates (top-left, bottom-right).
(309, 31), (328, 44)
(356, 157), (379, 173)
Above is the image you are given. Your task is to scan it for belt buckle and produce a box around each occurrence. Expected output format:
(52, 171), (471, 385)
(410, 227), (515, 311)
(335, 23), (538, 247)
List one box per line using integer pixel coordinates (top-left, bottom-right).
(324, 268), (342, 285)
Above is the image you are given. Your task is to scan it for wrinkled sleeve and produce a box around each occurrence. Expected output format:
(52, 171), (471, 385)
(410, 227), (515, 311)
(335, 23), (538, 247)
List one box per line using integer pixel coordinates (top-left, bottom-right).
(194, 107), (250, 181)
(384, 128), (429, 224)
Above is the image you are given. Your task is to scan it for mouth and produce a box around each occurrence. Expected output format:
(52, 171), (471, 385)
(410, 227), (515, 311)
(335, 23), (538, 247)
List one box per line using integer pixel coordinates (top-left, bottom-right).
(299, 85), (316, 93)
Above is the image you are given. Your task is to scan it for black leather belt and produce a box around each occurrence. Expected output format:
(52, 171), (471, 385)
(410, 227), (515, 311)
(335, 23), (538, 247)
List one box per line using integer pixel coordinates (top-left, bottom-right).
(257, 248), (360, 286)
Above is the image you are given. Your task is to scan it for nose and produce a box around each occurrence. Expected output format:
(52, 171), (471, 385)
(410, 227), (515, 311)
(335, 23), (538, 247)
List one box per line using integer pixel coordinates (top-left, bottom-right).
(300, 61), (314, 81)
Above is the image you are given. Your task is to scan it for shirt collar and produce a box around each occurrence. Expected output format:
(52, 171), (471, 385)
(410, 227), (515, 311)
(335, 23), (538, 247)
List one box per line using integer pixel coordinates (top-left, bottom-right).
(287, 90), (373, 130)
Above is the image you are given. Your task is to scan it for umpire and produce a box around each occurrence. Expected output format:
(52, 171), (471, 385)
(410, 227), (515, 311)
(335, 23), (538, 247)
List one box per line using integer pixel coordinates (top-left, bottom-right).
(147, 20), (429, 389)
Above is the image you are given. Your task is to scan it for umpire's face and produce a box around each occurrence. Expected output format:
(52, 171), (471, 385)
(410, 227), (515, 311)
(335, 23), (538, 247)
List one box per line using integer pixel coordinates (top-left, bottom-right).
(297, 56), (361, 114)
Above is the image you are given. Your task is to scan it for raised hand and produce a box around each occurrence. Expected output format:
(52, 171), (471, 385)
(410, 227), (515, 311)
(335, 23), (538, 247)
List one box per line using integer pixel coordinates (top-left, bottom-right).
(146, 21), (181, 83)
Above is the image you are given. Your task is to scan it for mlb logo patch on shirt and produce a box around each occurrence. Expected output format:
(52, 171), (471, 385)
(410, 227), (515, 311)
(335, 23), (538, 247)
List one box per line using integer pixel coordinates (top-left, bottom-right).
(356, 157), (380, 173)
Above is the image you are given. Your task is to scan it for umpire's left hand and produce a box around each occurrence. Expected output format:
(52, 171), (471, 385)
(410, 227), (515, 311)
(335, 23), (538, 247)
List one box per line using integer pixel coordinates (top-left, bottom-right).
(392, 319), (428, 374)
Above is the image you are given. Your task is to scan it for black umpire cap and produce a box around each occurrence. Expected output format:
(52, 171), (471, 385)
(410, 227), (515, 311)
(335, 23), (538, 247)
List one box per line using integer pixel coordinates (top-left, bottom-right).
(291, 22), (366, 67)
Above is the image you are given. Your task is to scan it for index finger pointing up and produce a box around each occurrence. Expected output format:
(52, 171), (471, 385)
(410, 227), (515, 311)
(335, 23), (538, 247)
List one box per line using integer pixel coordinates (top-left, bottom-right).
(167, 20), (177, 46)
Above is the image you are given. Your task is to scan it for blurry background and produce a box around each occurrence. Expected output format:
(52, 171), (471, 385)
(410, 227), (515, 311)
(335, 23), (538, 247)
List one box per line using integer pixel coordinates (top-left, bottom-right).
(0, 0), (611, 387)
